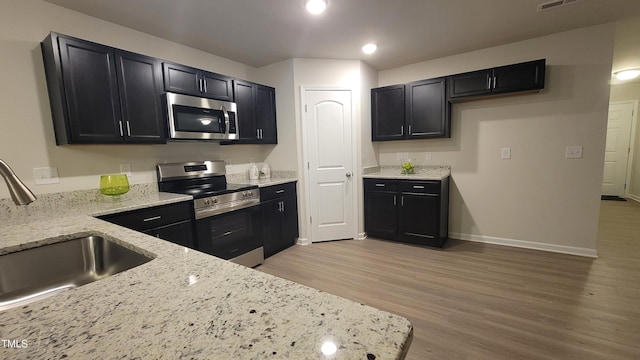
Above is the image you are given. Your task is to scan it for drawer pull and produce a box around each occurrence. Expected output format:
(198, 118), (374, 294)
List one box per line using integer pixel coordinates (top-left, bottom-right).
(143, 216), (162, 222)
(276, 190), (285, 194)
(412, 185), (425, 189)
(223, 231), (232, 236)
(375, 184), (385, 187)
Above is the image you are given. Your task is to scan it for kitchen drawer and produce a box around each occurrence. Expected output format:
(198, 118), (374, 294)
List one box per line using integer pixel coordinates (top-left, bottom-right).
(260, 182), (297, 201)
(399, 180), (440, 194)
(99, 201), (192, 232)
(364, 178), (398, 191)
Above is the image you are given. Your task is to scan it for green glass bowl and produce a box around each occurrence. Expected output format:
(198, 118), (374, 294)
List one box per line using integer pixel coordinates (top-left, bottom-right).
(100, 174), (130, 196)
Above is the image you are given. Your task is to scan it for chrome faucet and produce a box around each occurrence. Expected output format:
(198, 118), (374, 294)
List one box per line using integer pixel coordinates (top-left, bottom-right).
(0, 159), (36, 205)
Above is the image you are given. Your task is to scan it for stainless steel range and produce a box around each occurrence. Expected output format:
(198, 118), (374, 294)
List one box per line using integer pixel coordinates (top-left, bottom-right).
(157, 161), (263, 267)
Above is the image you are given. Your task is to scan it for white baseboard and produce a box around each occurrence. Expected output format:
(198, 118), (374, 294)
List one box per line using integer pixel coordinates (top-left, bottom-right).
(296, 237), (311, 246)
(357, 232), (367, 240)
(449, 232), (598, 258)
(627, 194), (640, 203)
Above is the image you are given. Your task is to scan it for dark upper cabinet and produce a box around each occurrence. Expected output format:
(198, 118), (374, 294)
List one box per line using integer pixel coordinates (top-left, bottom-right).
(115, 51), (165, 143)
(232, 79), (277, 144)
(406, 78), (450, 139)
(162, 62), (233, 101)
(41, 32), (166, 144)
(448, 59), (546, 101)
(371, 85), (405, 141)
(371, 78), (449, 141)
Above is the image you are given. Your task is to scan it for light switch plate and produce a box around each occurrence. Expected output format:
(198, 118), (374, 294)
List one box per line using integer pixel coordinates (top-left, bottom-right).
(33, 167), (59, 185)
(565, 146), (583, 159)
(501, 147), (511, 159)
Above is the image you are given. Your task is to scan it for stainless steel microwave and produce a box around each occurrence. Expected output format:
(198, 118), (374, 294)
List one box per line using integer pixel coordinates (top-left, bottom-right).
(165, 92), (238, 141)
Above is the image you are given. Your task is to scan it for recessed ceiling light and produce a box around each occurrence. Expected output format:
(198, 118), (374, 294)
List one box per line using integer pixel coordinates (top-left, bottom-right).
(305, 0), (327, 15)
(362, 43), (377, 55)
(614, 69), (640, 81)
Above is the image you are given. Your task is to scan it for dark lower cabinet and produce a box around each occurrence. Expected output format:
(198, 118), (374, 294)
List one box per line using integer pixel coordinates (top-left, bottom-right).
(397, 192), (440, 244)
(98, 201), (195, 249)
(364, 178), (449, 247)
(259, 182), (299, 258)
(144, 219), (193, 248)
(364, 180), (398, 239)
(41, 32), (166, 145)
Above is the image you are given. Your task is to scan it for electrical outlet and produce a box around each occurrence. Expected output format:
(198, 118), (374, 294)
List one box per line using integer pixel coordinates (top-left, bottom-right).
(501, 147), (511, 159)
(33, 167), (59, 185)
(565, 146), (583, 159)
(119, 163), (132, 176)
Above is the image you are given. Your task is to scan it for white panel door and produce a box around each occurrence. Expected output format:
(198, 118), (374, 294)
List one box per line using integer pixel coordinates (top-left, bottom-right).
(602, 102), (634, 196)
(305, 89), (354, 242)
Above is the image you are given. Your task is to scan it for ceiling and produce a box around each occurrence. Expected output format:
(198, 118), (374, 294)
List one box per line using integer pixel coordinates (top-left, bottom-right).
(44, 0), (640, 70)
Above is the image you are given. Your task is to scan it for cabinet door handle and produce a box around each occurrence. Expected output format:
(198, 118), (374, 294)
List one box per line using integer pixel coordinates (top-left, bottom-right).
(401, 196), (404, 206)
(492, 76), (497, 89)
(487, 75), (492, 90)
(400, 126), (404, 136)
(393, 195), (396, 206)
(203, 79), (207, 93)
(281, 201), (285, 212)
(126, 121), (131, 137)
(408, 124), (412, 135)
(197, 78), (202, 92)
(276, 190), (285, 194)
(256, 129), (260, 138)
(143, 216), (162, 222)
(118, 121), (124, 137)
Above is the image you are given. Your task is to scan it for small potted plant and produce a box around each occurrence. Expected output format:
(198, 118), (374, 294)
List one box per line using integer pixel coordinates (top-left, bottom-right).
(401, 160), (415, 174)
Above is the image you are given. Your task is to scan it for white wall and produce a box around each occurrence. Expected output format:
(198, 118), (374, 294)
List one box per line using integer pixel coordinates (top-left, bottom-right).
(357, 62), (379, 235)
(377, 24), (616, 256)
(251, 59), (297, 172)
(0, 0), (271, 199)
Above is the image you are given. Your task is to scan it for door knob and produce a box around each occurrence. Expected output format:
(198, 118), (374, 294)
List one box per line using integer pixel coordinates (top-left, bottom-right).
(346, 172), (352, 178)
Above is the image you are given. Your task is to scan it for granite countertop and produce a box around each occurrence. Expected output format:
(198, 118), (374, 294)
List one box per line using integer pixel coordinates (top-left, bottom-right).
(363, 166), (451, 181)
(226, 172), (298, 188)
(0, 186), (412, 359)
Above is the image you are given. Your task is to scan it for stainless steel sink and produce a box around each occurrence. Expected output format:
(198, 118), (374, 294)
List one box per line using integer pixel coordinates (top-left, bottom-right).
(0, 235), (154, 311)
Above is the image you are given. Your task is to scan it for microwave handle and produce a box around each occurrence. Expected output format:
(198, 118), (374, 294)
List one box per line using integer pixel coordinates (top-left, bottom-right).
(221, 106), (230, 135)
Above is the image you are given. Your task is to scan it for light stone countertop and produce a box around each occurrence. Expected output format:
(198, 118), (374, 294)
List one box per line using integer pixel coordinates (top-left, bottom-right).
(0, 186), (413, 359)
(363, 166), (451, 181)
(226, 171), (298, 188)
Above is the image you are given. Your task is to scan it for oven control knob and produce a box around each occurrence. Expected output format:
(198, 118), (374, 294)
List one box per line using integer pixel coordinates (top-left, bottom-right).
(204, 198), (210, 205)
(213, 197), (218, 204)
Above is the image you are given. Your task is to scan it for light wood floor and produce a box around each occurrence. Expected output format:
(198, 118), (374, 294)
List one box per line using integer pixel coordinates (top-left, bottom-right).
(257, 200), (640, 360)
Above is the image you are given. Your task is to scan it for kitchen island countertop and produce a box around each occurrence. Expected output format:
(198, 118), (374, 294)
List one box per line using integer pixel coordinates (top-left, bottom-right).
(0, 186), (412, 359)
